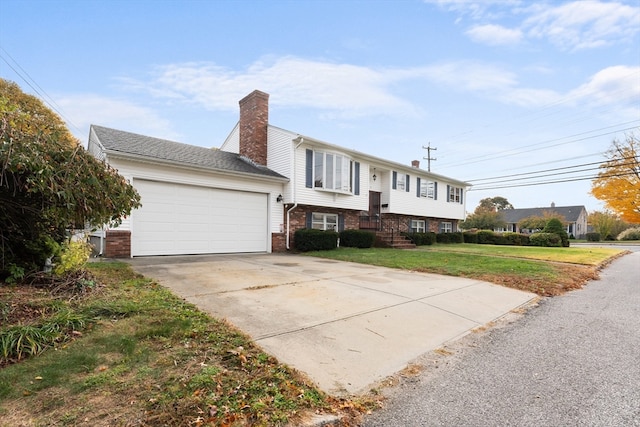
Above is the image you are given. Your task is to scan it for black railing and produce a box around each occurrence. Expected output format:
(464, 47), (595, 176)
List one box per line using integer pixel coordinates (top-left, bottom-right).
(359, 215), (381, 231)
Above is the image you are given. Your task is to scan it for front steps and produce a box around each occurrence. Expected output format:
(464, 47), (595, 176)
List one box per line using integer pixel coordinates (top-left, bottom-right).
(375, 231), (416, 249)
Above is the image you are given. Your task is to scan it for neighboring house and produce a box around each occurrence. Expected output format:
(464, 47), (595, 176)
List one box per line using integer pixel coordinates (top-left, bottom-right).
(498, 203), (588, 238)
(88, 90), (470, 257)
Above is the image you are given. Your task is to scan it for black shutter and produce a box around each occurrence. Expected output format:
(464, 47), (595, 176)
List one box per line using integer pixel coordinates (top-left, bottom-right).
(460, 188), (464, 204)
(392, 171), (397, 189)
(354, 162), (360, 195)
(416, 177), (421, 197)
(446, 185), (451, 202)
(406, 174), (410, 192)
(338, 214), (345, 232)
(306, 212), (312, 229)
(305, 149), (313, 188)
(434, 182), (438, 200)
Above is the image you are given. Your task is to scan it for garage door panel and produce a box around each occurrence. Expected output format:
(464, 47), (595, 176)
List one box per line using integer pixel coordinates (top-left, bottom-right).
(132, 180), (268, 256)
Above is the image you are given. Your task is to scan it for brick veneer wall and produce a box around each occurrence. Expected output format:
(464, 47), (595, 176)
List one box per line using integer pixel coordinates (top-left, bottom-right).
(271, 233), (286, 252)
(239, 90), (269, 166)
(104, 230), (131, 258)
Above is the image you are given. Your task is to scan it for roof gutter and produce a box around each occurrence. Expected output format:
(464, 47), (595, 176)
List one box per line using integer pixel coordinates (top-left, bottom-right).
(286, 136), (305, 250)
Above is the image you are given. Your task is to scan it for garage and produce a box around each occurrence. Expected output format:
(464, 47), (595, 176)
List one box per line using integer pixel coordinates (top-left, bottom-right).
(131, 179), (269, 256)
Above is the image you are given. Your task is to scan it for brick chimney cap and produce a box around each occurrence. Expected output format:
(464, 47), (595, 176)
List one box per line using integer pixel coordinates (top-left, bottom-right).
(239, 90), (270, 105)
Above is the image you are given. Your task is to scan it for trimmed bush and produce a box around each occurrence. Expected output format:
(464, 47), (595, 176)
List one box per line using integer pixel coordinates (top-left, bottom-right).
(502, 232), (523, 246)
(543, 218), (570, 247)
(617, 227), (640, 241)
(436, 232), (464, 244)
(404, 232), (437, 246)
(476, 230), (498, 244)
(529, 232), (562, 247)
(586, 232), (601, 242)
(463, 232), (478, 244)
(294, 229), (339, 252)
(339, 229), (376, 248)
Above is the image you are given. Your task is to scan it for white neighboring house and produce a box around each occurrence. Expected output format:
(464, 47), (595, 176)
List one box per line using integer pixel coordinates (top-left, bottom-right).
(88, 90), (470, 257)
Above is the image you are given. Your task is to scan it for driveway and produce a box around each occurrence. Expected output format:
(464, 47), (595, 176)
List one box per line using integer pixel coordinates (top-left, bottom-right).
(127, 253), (537, 395)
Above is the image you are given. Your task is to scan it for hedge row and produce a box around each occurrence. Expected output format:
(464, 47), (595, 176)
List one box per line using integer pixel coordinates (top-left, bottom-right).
(294, 229), (377, 252)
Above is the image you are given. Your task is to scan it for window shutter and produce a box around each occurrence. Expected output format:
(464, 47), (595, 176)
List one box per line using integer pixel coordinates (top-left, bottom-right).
(406, 174), (410, 192)
(416, 178), (421, 197)
(392, 171), (397, 189)
(338, 214), (345, 232)
(434, 182), (438, 200)
(460, 188), (464, 204)
(446, 185), (451, 202)
(305, 149), (313, 188)
(354, 162), (360, 195)
(306, 212), (312, 229)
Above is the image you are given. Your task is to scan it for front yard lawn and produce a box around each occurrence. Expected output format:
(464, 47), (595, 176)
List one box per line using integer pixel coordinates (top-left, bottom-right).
(306, 244), (625, 296)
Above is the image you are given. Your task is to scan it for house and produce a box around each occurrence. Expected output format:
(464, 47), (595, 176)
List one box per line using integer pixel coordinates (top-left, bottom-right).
(498, 203), (588, 238)
(88, 90), (470, 257)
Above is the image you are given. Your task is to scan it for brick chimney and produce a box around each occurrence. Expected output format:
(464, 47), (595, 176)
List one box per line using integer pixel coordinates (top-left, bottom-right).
(411, 160), (420, 168)
(239, 90), (269, 166)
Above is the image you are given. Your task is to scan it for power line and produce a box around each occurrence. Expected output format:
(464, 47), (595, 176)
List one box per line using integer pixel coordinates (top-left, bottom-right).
(468, 171), (637, 191)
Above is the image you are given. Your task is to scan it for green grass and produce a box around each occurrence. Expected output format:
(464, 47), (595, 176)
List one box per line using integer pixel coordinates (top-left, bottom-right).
(0, 262), (343, 426)
(306, 244), (625, 296)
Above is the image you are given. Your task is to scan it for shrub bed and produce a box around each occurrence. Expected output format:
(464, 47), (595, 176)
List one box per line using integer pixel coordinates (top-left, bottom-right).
(403, 232), (437, 246)
(463, 232), (478, 244)
(529, 232), (562, 247)
(436, 232), (464, 244)
(586, 232), (601, 242)
(294, 229), (338, 252)
(339, 229), (376, 248)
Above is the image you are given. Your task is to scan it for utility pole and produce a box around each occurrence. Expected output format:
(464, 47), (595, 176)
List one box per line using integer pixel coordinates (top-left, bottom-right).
(422, 142), (437, 172)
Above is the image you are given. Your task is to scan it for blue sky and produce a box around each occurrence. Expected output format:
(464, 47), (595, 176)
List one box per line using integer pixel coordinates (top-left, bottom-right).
(1, 0), (638, 213)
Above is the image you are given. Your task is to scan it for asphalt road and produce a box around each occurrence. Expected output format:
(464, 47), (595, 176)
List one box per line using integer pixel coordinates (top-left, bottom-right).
(362, 249), (640, 427)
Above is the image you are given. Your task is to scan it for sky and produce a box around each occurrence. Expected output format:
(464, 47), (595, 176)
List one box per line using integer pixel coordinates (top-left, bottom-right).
(1, 0), (639, 214)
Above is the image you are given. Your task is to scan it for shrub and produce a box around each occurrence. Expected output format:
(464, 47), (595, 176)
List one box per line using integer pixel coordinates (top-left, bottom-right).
(436, 232), (463, 244)
(294, 229), (338, 252)
(339, 229), (376, 248)
(476, 230), (498, 245)
(404, 232), (437, 246)
(586, 232), (601, 242)
(54, 239), (92, 275)
(543, 218), (570, 247)
(529, 232), (562, 247)
(502, 232), (523, 246)
(617, 227), (640, 241)
(463, 232), (478, 244)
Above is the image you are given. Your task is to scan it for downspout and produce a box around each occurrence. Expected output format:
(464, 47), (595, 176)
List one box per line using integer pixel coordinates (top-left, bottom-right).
(286, 137), (304, 249)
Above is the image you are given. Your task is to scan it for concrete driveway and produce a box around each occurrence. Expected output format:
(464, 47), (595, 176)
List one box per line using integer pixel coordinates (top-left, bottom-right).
(127, 253), (537, 396)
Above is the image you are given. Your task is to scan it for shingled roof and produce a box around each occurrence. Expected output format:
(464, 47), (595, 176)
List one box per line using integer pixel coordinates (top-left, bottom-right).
(501, 205), (587, 223)
(90, 125), (287, 180)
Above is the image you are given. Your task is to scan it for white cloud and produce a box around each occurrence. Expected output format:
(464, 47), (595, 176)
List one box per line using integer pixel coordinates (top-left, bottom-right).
(568, 65), (640, 112)
(466, 24), (523, 45)
(121, 57), (421, 119)
(524, 1), (640, 50)
(56, 94), (180, 143)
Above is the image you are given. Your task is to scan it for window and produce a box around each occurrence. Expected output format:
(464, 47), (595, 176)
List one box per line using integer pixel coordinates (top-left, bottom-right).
(441, 222), (452, 233)
(411, 220), (426, 233)
(312, 213), (338, 231)
(447, 185), (463, 204)
(313, 151), (353, 192)
(420, 180), (437, 199)
(392, 171), (410, 192)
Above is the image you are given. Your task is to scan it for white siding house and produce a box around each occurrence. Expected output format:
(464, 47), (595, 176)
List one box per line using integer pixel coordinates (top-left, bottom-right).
(90, 90), (470, 257)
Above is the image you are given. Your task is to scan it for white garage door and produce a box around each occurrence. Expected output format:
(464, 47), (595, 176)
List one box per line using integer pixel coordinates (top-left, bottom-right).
(131, 180), (268, 256)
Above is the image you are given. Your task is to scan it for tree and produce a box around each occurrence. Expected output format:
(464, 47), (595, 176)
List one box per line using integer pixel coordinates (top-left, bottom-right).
(588, 210), (628, 241)
(1, 79), (141, 277)
(460, 211), (506, 230)
(476, 196), (514, 213)
(542, 217), (569, 247)
(518, 211), (566, 232)
(590, 134), (640, 223)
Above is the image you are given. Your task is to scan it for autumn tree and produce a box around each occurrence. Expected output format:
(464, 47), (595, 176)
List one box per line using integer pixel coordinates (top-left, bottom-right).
(476, 196), (514, 213)
(588, 210), (629, 240)
(461, 196), (512, 230)
(591, 134), (640, 223)
(0, 79), (141, 277)
(518, 211), (566, 232)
